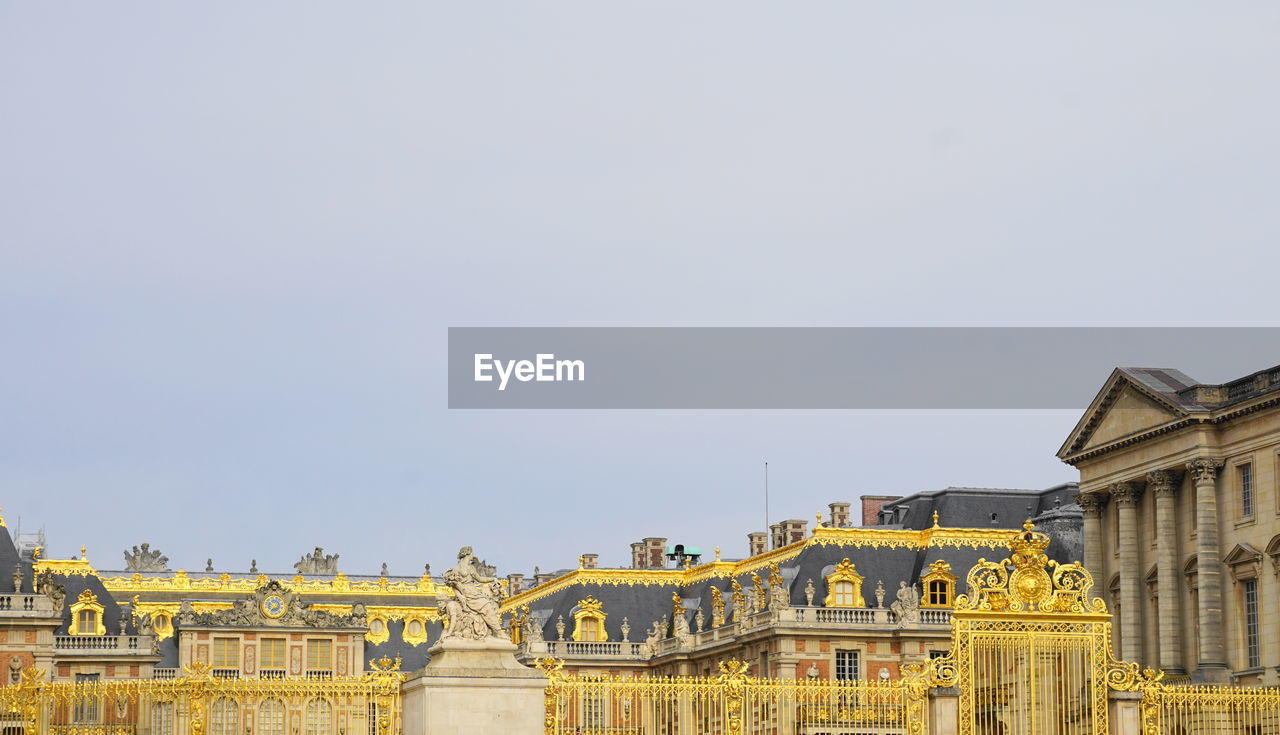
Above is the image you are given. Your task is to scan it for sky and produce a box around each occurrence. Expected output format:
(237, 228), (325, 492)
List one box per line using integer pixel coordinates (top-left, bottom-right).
(2, 4), (1279, 576)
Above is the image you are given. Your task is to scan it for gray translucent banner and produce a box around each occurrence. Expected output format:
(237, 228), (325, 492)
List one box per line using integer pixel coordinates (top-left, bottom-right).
(447, 328), (1280, 409)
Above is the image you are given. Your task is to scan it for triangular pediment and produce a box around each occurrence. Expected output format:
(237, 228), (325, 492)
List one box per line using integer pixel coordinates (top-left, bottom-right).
(1223, 543), (1262, 567)
(1059, 370), (1190, 459)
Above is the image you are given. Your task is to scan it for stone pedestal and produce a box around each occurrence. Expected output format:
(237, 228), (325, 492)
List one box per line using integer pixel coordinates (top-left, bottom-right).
(402, 638), (546, 735)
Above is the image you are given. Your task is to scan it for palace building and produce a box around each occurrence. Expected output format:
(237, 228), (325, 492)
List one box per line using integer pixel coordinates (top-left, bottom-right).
(1059, 363), (1280, 685)
(0, 483), (1078, 691)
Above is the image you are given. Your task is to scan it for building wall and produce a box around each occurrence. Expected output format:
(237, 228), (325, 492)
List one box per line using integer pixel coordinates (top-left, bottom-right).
(1067, 383), (1280, 685)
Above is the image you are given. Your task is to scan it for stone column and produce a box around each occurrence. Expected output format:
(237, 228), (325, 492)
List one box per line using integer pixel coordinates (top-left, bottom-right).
(1187, 457), (1229, 683)
(1112, 482), (1144, 663)
(1076, 492), (1106, 583)
(1148, 470), (1185, 675)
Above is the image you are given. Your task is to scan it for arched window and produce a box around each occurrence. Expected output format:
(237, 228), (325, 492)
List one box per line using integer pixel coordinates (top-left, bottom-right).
(824, 559), (865, 608)
(209, 697), (239, 735)
(305, 698), (333, 735)
(258, 698), (285, 735)
(572, 596), (608, 642)
(920, 561), (957, 608)
(68, 590), (106, 636)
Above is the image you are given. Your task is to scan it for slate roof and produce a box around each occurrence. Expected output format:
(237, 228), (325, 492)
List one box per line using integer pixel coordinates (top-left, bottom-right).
(876, 483), (1079, 530)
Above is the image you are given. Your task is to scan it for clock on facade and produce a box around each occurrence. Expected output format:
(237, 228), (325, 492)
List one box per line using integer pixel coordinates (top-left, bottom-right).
(261, 594), (287, 619)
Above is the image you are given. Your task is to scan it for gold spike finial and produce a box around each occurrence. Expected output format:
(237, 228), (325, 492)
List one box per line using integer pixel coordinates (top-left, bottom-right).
(932, 510), (940, 528)
(714, 546), (721, 561)
(80, 545), (87, 560)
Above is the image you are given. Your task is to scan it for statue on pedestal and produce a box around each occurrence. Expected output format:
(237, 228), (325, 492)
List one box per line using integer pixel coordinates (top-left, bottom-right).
(439, 546), (504, 641)
(890, 581), (920, 626)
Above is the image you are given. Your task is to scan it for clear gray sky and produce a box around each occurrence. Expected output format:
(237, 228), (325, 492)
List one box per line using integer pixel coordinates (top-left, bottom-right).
(3, 4), (1278, 575)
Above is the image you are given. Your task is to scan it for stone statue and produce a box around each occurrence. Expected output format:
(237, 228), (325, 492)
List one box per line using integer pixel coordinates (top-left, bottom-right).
(205, 559), (214, 573)
(768, 563), (788, 610)
(294, 548), (340, 575)
(118, 614), (127, 635)
(8, 656), (21, 685)
(806, 662), (820, 679)
(671, 593), (692, 645)
(804, 579), (815, 606)
(890, 581), (920, 625)
(620, 617), (631, 642)
(11, 564), (22, 594)
(38, 571), (65, 615)
(380, 562), (389, 577)
(875, 580), (886, 608)
(750, 572), (766, 612)
(639, 618), (663, 657)
(124, 543), (170, 572)
(522, 610), (544, 643)
(437, 593), (464, 636)
(439, 546), (505, 641)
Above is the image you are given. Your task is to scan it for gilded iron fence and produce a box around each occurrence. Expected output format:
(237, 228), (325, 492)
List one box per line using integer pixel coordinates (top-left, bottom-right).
(1141, 683), (1280, 735)
(0, 659), (404, 735)
(538, 658), (929, 735)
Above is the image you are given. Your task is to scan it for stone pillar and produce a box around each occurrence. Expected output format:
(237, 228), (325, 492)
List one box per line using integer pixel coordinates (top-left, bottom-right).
(1187, 457), (1229, 683)
(1112, 482), (1144, 664)
(1076, 492), (1106, 582)
(1148, 470), (1185, 675)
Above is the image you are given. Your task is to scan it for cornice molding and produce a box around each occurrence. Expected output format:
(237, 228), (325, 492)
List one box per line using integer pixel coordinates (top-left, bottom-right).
(500, 525), (1023, 612)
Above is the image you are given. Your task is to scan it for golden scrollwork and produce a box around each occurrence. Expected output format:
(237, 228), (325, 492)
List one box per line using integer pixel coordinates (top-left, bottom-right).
(954, 520), (1106, 615)
(101, 571), (446, 598)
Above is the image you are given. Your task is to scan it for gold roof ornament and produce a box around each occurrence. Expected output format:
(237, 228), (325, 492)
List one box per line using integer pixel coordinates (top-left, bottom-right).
(954, 520), (1105, 615)
(577, 595), (603, 613)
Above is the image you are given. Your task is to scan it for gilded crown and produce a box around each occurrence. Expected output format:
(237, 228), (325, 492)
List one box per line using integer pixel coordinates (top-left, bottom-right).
(1009, 519), (1051, 569)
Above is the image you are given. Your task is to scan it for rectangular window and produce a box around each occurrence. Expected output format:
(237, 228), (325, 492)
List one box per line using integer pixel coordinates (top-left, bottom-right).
(77, 610), (97, 635)
(834, 650), (860, 681)
(74, 674), (100, 723)
(1240, 464), (1254, 517)
(212, 637), (239, 669)
(834, 582), (854, 606)
(306, 639), (332, 671)
(1244, 579), (1260, 668)
(260, 639), (286, 670)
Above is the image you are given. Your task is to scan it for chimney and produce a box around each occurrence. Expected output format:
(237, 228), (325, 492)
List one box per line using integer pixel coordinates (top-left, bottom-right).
(506, 573), (525, 594)
(748, 532), (768, 557)
(770, 523), (784, 550)
(861, 495), (903, 526)
(581, 554), (599, 570)
(829, 502), (851, 528)
(535, 572), (556, 586)
(782, 519), (808, 545)
(645, 538), (667, 569)
(631, 542), (646, 569)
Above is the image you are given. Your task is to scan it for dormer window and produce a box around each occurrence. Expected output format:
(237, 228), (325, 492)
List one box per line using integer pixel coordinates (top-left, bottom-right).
(920, 560), (957, 608)
(824, 559), (866, 608)
(572, 596), (608, 642)
(69, 590), (106, 636)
